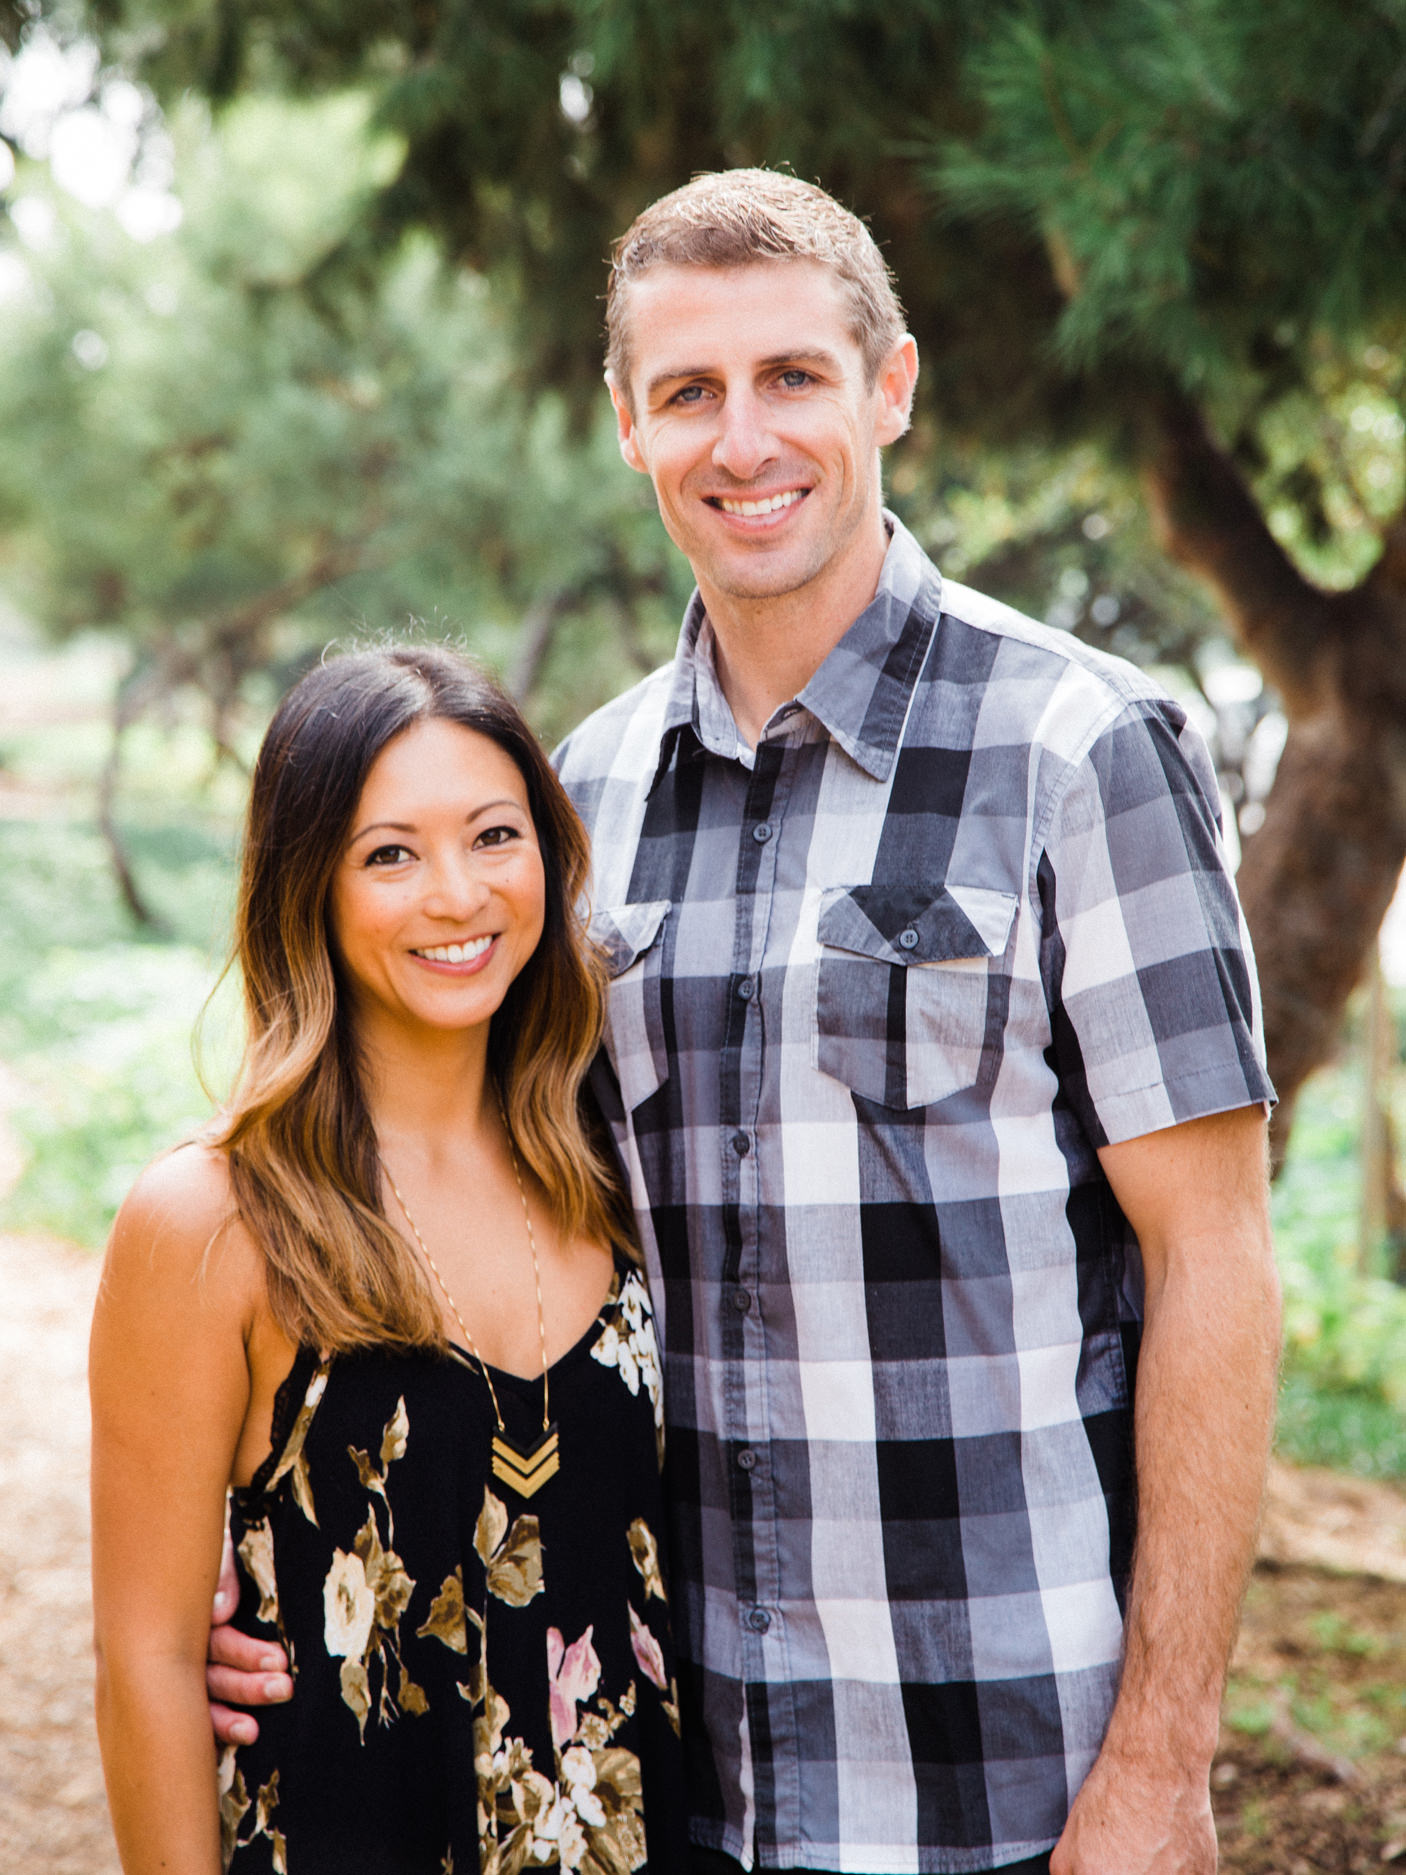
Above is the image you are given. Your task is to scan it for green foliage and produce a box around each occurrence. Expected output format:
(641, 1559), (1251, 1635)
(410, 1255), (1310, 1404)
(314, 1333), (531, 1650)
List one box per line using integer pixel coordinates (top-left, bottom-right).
(1270, 1041), (1406, 1479)
(936, 2), (1406, 386)
(76, 0), (994, 408)
(0, 84), (690, 740)
(0, 772), (237, 1244)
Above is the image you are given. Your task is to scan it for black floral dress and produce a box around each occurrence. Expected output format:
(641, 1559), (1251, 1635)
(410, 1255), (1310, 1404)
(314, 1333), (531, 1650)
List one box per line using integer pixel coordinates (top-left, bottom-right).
(223, 1259), (689, 1875)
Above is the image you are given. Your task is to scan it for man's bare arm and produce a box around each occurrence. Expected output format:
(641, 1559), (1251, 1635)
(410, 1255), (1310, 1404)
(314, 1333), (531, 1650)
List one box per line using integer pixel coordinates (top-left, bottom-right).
(1052, 1103), (1281, 1875)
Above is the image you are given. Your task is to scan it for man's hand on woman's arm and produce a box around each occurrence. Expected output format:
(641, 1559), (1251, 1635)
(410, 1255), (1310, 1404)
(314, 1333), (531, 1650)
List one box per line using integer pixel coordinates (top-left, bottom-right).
(207, 1527), (293, 1747)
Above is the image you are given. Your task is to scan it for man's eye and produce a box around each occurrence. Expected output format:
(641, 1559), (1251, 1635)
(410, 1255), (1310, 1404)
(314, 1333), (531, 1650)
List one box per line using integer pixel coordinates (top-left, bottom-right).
(672, 384), (708, 405)
(365, 844), (413, 867)
(778, 369), (812, 390)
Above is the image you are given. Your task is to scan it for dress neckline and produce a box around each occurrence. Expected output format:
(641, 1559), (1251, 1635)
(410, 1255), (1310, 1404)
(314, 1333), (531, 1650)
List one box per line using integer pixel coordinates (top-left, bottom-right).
(443, 1253), (630, 1389)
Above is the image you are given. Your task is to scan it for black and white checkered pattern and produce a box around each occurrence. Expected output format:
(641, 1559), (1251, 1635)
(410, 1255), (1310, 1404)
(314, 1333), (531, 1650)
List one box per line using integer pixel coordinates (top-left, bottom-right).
(555, 517), (1272, 1873)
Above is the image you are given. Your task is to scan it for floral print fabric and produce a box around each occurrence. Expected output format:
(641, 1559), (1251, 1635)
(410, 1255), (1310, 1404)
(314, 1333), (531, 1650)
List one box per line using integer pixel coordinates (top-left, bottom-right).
(224, 1257), (687, 1874)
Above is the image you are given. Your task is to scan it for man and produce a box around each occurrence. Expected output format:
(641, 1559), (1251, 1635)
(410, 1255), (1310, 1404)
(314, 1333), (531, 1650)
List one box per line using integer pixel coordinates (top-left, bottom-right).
(211, 171), (1281, 1874)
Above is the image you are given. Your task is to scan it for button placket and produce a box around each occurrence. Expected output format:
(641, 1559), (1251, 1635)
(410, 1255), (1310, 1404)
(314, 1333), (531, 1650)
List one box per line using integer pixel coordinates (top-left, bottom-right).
(727, 745), (790, 1685)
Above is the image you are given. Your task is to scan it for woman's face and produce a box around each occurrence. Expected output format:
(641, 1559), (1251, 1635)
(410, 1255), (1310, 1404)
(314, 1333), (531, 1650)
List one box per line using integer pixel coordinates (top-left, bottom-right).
(328, 717), (547, 1045)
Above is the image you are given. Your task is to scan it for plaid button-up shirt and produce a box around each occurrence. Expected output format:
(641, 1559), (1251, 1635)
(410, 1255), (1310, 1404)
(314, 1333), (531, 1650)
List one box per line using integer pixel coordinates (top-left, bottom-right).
(554, 517), (1272, 1873)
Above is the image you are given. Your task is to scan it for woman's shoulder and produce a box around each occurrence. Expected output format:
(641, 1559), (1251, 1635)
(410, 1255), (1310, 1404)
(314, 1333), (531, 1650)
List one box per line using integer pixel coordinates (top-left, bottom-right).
(116, 1135), (234, 1230)
(107, 1138), (261, 1300)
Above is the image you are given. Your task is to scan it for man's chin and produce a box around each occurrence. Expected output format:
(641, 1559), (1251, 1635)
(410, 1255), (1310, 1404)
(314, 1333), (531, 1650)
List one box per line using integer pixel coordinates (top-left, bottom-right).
(703, 551), (828, 605)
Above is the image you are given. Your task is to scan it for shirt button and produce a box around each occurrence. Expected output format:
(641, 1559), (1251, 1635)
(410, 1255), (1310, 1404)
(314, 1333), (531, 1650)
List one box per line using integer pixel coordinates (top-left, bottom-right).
(752, 821), (773, 844)
(737, 976), (755, 1001)
(898, 926), (920, 951)
(737, 1448), (757, 1471)
(745, 1606), (772, 1633)
(731, 1131), (750, 1157)
(732, 1287), (753, 1314)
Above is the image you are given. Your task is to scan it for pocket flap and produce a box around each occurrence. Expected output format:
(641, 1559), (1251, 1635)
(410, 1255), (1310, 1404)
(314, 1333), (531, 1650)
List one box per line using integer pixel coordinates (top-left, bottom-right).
(818, 883), (1016, 965)
(593, 900), (672, 977)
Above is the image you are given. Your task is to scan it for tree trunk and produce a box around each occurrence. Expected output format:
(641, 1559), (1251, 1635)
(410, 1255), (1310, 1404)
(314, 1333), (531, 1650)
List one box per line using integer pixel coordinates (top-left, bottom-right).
(1142, 392), (1406, 1165)
(98, 686), (167, 933)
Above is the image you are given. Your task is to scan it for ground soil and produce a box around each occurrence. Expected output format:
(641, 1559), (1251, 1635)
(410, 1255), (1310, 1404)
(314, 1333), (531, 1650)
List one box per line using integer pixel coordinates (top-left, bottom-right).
(1, 1219), (1404, 1874)
(0, 1229), (118, 1874)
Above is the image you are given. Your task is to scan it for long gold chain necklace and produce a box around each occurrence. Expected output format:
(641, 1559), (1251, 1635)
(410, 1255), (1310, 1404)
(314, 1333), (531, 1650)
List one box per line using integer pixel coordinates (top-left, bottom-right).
(385, 1125), (560, 1498)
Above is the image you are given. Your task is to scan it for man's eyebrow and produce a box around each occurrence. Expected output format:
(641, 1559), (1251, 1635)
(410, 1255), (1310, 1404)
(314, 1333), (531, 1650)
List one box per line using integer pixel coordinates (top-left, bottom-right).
(644, 349), (843, 399)
(644, 366), (704, 398)
(756, 349), (843, 374)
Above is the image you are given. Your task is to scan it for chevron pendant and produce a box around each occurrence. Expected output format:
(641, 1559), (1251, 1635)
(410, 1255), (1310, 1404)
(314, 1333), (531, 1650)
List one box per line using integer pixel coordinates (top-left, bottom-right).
(491, 1423), (560, 1499)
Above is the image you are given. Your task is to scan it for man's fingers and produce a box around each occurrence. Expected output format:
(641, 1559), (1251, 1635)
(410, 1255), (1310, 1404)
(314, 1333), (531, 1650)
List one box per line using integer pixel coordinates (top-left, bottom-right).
(208, 1621), (288, 1674)
(210, 1700), (260, 1748)
(212, 1530), (242, 1625)
(206, 1663), (294, 1707)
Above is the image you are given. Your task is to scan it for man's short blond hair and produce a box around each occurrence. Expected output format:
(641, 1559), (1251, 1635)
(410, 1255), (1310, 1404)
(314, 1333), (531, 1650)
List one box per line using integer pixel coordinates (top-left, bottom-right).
(606, 169), (906, 399)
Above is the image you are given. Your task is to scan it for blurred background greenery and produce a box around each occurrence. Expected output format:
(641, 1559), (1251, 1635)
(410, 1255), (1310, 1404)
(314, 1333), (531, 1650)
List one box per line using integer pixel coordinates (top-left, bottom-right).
(2, 2), (1406, 1481)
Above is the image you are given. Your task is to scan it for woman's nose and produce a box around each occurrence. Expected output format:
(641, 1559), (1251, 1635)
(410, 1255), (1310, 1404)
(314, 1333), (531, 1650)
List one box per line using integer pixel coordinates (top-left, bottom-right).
(423, 855), (490, 920)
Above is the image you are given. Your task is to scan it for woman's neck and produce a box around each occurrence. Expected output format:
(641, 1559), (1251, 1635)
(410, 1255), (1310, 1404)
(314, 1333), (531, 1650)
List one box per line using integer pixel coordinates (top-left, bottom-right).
(354, 1013), (498, 1165)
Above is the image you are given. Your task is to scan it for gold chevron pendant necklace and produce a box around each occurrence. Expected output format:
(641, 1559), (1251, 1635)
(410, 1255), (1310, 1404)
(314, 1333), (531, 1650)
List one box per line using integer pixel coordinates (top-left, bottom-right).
(387, 1116), (560, 1499)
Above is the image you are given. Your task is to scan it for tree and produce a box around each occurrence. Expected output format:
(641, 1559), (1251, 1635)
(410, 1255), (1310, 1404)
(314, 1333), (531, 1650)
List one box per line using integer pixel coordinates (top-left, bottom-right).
(10, 0), (1406, 1151)
(0, 85), (692, 913)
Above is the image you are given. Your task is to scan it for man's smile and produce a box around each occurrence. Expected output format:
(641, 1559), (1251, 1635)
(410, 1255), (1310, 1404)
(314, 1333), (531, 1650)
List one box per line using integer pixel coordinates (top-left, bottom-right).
(707, 488), (810, 518)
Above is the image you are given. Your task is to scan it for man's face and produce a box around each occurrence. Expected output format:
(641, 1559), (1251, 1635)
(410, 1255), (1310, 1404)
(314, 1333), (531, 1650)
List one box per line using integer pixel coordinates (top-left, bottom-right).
(609, 260), (916, 618)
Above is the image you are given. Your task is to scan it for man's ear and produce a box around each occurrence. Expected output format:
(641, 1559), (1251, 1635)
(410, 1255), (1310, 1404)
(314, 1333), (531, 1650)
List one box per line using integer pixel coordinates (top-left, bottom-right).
(607, 372), (649, 475)
(873, 335), (919, 448)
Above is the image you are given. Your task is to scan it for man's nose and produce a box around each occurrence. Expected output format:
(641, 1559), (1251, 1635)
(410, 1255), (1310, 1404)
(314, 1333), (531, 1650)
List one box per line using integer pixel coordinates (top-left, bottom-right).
(711, 387), (777, 482)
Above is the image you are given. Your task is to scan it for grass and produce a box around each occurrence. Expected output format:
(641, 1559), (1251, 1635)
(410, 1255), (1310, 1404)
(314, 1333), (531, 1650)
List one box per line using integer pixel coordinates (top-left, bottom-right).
(1223, 1568), (1406, 1770)
(2, 657), (1406, 1480)
(0, 704), (243, 1245)
(1269, 1031), (1406, 1478)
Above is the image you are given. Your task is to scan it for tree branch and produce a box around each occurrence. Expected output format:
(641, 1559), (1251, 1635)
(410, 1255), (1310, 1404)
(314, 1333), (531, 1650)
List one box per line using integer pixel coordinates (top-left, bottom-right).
(1140, 391), (1339, 713)
(506, 585), (589, 702)
(93, 536), (373, 925)
(97, 670), (170, 933)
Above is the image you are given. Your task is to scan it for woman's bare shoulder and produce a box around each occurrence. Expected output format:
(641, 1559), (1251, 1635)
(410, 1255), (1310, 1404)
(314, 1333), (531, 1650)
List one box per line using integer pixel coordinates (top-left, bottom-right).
(106, 1139), (260, 1298)
(115, 1136), (234, 1231)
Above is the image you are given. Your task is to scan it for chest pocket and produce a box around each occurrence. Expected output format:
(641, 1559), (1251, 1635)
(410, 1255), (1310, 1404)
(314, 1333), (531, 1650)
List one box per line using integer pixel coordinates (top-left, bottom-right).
(595, 900), (672, 1112)
(813, 883), (1017, 1108)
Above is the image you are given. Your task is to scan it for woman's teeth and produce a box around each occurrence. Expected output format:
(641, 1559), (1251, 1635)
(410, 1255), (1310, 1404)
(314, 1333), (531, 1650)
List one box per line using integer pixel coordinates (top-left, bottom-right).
(414, 937), (493, 964)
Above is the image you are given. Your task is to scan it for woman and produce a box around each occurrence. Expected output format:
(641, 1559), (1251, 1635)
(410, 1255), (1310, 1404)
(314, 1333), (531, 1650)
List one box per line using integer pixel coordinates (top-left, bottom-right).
(90, 645), (687, 1874)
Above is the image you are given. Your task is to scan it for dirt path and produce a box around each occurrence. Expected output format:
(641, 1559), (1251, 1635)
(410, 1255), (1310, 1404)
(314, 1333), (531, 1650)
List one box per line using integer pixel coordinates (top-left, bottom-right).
(1, 1213), (1405, 1874)
(0, 1229), (118, 1873)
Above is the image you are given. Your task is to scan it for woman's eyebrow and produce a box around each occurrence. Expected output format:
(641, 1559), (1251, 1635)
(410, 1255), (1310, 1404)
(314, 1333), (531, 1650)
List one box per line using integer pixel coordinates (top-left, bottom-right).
(347, 799), (526, 844)
(346, 819), (416, 843)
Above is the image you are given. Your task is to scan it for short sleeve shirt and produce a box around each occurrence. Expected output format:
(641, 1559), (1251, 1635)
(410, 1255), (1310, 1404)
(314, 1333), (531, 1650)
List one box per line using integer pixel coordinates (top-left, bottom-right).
(553, 516), (1273, 1873)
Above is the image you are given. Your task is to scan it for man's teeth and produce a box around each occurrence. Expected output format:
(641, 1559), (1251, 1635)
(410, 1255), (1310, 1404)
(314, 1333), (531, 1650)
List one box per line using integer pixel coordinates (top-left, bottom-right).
(415, 937), (493, 964)
(717, 489), (805, 517)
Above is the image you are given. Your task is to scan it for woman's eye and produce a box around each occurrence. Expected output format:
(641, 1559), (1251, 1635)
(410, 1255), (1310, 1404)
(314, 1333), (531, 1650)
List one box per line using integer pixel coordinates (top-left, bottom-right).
(365, 844), (413, 867)
(476, 825), (519, 849)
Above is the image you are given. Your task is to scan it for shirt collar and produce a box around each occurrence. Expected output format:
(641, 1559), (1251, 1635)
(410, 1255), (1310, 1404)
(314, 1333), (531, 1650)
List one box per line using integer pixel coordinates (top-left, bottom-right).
(650, 513), (943, 791)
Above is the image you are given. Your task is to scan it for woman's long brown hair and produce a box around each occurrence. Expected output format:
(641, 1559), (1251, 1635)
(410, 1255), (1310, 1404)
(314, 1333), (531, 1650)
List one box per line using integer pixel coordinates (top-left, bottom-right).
(211, 644), (632, 1352)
